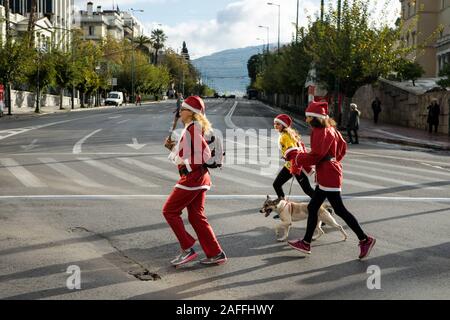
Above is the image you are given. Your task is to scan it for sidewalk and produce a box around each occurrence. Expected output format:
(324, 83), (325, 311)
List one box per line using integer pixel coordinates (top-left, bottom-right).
(356, 118), (450, 151)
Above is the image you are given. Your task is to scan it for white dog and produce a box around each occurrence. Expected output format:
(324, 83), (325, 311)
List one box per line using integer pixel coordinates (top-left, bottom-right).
(259, 196), (348, 242)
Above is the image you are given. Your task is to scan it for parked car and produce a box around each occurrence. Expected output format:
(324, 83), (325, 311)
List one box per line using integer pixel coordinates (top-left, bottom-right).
(105, 91), (124, 106)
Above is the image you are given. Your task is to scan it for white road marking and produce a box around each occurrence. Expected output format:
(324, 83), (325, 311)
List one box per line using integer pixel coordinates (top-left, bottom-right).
(0, 158), (46, 187)
(72, 129), (103, 154)
(108, 116), (122, 119)
(224, 101), (239, 129)
(126, 138), (146, 150)
(117, 157), (179, 181)
(348, 151), (450, 167)
(78, 157), (157, 187)
(39, 158), (103, 188)
(1, 195), (449, 202)
(116, 119), (130, 124)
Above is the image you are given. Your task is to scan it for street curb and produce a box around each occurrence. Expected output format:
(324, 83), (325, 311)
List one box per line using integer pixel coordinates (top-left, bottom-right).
(0, 101), (162, 121)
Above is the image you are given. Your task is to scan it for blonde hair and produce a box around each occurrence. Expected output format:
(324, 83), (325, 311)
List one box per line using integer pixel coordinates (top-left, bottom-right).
(283, 127), (301, 144)
(192, 113), (212, 134)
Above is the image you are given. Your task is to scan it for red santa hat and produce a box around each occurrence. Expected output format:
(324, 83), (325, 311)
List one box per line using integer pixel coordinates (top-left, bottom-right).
(274, 114), (292, 128)
(182, 96), (205, 114)
(305, 101), (329, 119)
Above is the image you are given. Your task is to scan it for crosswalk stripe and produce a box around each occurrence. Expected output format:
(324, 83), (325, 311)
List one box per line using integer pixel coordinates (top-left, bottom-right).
(347, 162), (446, 185)
(78, 157), (157, 187)
(117, 157), (179, 181)
(0, 158), (46, 187)
(39, 158), (103, 188)
(345, 170), (443, 190)
(348, 158), (450, 178)
(152, 156), (267, 188)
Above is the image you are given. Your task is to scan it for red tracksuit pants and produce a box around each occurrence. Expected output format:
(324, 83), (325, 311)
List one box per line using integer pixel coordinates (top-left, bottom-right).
(162, 187), (222, 258)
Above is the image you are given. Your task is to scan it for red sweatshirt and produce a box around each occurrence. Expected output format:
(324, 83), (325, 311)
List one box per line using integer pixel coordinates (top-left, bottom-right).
(168, 122), (212, 191)
(286, 126), (347, 191)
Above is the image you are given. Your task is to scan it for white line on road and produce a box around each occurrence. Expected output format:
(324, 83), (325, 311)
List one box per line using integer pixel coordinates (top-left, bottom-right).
(78, 157), (157, 187)
(1, 195), (450, 202)
(117, 157), (179, 181)
(39, 158), (103, 188)
(116, 119), (130, 124)
(224, 101), (239, 129)
(108, 116), (122, 119)
(73, 129), (102, 154)
(0, 158), (46, 187)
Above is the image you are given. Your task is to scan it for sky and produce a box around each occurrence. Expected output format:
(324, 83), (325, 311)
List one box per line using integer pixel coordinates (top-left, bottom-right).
(74, 0), (402, 59)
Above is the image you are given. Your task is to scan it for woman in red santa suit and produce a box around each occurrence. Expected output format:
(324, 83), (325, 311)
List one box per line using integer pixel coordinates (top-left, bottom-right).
(284, 101), (376, 260)
(163, 96), (227, 267)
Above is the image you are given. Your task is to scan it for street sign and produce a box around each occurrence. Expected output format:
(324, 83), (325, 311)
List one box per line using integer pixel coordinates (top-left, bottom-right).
(109, 78), (118, 86)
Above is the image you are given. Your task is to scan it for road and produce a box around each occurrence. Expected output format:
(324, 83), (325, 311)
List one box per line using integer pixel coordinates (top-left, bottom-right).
(0, 99), (449, 299)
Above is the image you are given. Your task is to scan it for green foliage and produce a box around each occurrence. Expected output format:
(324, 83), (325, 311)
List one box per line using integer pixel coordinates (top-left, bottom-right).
(150, 29), (167, 65)
(437, 63), (450, 89)
(395, 58), (425, 86)
(0, 36), (34, 85)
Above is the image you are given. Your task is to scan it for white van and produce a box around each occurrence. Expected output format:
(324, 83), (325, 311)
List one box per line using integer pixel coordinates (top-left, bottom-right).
(105, 91), (124, 106)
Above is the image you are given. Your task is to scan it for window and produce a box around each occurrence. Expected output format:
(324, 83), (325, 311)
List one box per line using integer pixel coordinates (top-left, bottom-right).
(89, 26), (94, 36)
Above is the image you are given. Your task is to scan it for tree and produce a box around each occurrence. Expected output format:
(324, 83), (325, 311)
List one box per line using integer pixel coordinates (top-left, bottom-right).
(247, 54), (263, 84)
(150, 29), (167, 65)
(0, 36), (33, 114)
(396, 58), (425, 86)
(134, 35), (152, 57)
(437, 63), (450, 89)
(53, 50), (77, 109)
(306, 0), (409, 122)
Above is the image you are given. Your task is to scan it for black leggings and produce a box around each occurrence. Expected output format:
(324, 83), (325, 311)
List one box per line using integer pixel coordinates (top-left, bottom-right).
(304, 186), (367, 243)
(273, 166), (315, 199)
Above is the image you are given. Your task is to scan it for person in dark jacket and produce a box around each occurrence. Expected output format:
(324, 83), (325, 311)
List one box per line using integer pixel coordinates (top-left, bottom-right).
(427, 99), (440, 133)
(371, 97), (381, 124)
(347, 103), (361, 144)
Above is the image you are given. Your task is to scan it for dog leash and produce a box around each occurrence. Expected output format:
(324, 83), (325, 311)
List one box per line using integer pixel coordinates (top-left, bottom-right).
(286, 176), (295, 201)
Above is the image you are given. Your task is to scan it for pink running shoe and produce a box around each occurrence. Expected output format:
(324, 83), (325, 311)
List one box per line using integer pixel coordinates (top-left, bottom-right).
(359, 236), (376, 260)
(288, 239), (311, 254)
(170, 248), (198, 266)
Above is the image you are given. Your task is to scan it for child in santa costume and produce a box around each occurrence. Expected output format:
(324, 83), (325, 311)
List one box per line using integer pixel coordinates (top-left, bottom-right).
(163, 96), (227, 267)
(284, 101), (376, 260)
(273, 114), (315, 202)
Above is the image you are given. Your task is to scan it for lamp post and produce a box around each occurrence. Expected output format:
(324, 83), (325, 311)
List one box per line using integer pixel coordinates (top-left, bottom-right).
(130, 8), (144, 104)
(256, 37), (265, 54)
(296, 0), (299, 43)
(267, 2), (280, 53)
(258, 25), (269, 53)
(333, 0), (342, 125)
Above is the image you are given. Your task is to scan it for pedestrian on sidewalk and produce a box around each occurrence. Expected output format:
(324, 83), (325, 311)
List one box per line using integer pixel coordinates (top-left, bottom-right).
(371, 97), (382, 124)
(346, 103), (361, 144)
(284, 101), (376, 260)
(170, 92), (184, 133)
(272, 114), (315, 206)
(162, 96), (227, 267)
(136, 94), (142, 106)
(427, 99), (440, 133)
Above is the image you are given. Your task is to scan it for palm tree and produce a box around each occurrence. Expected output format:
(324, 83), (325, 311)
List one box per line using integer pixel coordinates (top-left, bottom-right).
(134, 35), (152, 57)
(150, 29), (167, 65)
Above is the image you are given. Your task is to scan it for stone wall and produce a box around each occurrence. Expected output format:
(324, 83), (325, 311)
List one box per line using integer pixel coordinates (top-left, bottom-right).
(9, 90), (80, 114)
(352, 81), (449, 135)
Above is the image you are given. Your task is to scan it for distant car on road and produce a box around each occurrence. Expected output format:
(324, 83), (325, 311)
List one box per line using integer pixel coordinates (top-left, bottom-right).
(105, 91), (124, 106)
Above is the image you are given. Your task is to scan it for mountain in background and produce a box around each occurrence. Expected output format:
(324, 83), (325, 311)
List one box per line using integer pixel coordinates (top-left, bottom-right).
(192, 44), (276, 96)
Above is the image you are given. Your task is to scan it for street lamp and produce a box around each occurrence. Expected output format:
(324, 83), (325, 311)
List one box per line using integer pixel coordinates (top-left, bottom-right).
(130, 8), (144, 104)
(258, 25), (269, 53)
(256, 37), (265, 54)
(267, 2), (280, 53)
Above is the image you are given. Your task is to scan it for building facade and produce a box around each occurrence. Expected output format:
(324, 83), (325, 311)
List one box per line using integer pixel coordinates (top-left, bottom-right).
(400, 0), (450, 77)
(77, 2), (144, 43)
(1, 0), (74, 51)
(0, 2), (53, 50)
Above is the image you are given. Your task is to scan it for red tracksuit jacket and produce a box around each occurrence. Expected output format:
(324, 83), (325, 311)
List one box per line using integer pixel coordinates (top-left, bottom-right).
(286, 126), (347, 191)
(168, 121), (212, 191)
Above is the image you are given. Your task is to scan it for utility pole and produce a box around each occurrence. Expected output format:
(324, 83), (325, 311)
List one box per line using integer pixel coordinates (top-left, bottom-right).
(321, 0), (324, 22)
(4, 0), (12, 115)
(130, 9), (144, 104)
(267, 3), (281, 54)
(296, 0), (299, 43)
(333, 0), (342, 125)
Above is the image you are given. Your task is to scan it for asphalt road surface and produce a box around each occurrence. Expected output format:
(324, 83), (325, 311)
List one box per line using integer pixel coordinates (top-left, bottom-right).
(0, 99), (449, 299)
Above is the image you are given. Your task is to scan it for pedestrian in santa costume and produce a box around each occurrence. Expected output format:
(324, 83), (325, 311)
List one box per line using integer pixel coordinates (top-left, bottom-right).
(273, 114), (315, 207)
(163, 96), (227, 267)
(284, 101), (376, 259)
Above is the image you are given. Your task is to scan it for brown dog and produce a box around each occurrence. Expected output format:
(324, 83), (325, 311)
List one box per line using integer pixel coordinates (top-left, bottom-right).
(259, 196), (348, 242)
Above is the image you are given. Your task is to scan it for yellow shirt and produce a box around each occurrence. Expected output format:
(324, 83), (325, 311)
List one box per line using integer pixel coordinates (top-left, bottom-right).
(278, 131), (299, 170)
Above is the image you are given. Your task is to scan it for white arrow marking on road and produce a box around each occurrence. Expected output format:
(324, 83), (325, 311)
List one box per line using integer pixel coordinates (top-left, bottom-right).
(20, 139), (40, 151)
(126, 138), (146, 150)
(73, 129), (102, 154)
